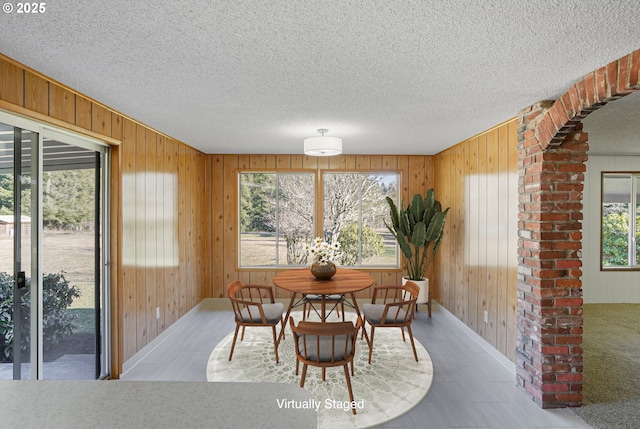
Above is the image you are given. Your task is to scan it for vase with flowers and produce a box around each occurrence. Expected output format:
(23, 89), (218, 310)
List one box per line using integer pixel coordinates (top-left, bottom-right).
(306, 237), (341, 280)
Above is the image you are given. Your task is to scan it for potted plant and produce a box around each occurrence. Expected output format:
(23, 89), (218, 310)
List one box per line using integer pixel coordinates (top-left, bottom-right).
(385, 189), (449, 315)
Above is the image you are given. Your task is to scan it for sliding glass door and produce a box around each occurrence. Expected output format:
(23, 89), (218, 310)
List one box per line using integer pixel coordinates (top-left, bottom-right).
(0, 121), (37, 379)
(0, 113), (109, 380)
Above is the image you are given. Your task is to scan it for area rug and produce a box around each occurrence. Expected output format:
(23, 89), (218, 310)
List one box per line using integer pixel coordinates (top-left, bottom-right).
(206, 311), (433, 429)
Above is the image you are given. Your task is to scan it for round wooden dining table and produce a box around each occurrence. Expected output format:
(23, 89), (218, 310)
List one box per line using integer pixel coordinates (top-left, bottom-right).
(273, 267), (374, 342)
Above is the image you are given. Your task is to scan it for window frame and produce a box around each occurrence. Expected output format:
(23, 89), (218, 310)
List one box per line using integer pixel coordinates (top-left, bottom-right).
(600, 171), (640, 271)
(237, 168), (402, 271)
(237, 170), (317, 269)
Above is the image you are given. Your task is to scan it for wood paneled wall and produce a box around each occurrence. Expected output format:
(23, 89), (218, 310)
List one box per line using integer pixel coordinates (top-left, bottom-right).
(207, 154), (435, 298)
(1, 52), (521, 368)
(433, 119), (519, 361)
(0, 54), (211, 370)
(120, 122), (210, 362)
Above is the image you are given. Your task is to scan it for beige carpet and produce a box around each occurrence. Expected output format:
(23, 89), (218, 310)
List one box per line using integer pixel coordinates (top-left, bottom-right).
(207, 311), (433, 429)
(573, 304), (640, 429)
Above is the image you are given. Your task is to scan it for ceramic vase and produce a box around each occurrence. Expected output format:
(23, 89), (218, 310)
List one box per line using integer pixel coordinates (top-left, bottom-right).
(310, 261), (337, 280)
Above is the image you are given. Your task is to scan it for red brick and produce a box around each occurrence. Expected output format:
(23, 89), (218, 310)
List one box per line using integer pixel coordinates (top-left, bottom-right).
(556, 260), (582, 269)
(617, 55), (631, 94)
(542, 383), (569, 393)
(629, 50), (640, 88)
(556, 279), (582, 288)
(557, 163), (586, 173)
(555, 393), (583, 403)
(553, 242), (581, 250)
(568, 86), (582, 115)
(584, 73), (596, 105)
(606, 61), (618, 97)
(595, 68), (608, 102)
(575, 78), (588, 107)
(555, 298), (583, 307)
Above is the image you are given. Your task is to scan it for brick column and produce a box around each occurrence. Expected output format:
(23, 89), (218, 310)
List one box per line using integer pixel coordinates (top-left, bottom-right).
(516, 102), (587, 408)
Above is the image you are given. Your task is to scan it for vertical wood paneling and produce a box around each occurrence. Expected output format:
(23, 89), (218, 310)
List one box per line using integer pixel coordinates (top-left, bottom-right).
(75, 95), (92, 129)
(497, 124), (510, 356)
(134, 124), (147, 348)
(92, 103), (112, 137)
(49, 84), (76, 124)
(178, 144), (187, 316)
(223, 155), (239, 290)
(485, 129), (499, 346)
(145, 131), (158, 340)
(208, 154), (436, 298)
(0, 53), (212, 368)
(454, 145), (465, 321)
(433, 119), (519, 361)
(25, 72), (49, 115)
(0, 57), (24, 106)
(109, 143), (123, 376)
(211, 155), (225, 297)
(467, 137), (478, 331)
(477, 134), (488, 337)
(164, 138), (177, 327)
(121, 119), (137, 361)
(111, 113), (123, 141)
(156, 135), (166, 333)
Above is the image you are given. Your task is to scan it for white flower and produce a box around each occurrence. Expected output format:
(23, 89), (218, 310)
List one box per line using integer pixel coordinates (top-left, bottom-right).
(307, 237), (341, 266)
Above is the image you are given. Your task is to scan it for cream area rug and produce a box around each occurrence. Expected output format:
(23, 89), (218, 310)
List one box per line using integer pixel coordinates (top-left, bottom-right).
(207, 311), (433, 429)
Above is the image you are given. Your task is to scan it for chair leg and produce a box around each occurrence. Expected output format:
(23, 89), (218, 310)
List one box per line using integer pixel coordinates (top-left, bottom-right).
(240, 325), (246, 341)
(229, 325), (240, 361)
(368, 327), (376, 364)
(401, 326), (406, 342)
(271, 326), (280, 363)
(340, 302), (345, 321)
(322, 368), (326, 381)
(406, 325), (419, 362)
(343, 364), (357, 415)
(300, 364), (308, 388)
(278, 317), (285, 342)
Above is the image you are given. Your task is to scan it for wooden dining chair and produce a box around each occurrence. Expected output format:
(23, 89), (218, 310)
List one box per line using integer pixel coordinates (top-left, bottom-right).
(227, 280), (285, 363)
(289, 316), (362, 415)
(302, 294), (346, 321)
(361, 282), (419, 364)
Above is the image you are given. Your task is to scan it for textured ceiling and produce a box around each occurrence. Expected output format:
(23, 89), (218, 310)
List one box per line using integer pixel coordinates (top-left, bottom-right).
(0, 0), (638, 155)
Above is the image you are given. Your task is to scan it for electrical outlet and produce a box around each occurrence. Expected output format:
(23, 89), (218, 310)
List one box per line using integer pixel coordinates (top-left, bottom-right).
(156, 307), (160, 319)
(484, 310), (489, 323)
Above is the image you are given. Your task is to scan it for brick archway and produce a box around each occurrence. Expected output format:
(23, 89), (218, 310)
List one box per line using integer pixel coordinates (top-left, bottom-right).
(516, 49), (640, 408)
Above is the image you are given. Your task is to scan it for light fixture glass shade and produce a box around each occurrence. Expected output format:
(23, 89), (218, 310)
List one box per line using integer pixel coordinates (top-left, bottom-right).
(304, 136), (342, 156)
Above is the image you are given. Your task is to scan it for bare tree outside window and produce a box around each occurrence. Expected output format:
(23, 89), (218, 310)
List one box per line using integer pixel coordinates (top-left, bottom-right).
(239, 171), (399, 268)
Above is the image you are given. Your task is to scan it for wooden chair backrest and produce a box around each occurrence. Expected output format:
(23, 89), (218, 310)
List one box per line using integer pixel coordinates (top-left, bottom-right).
(290, 317), (362, 366)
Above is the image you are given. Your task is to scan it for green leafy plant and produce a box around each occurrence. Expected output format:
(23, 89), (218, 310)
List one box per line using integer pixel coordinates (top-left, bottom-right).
(0, 271), (79, 362)
(385, 189), (449, 281)
(338, 223), (384, 266)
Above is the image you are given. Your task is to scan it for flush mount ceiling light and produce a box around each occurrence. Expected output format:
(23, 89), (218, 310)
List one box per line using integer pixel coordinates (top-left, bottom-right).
(304, 129), (342, 156)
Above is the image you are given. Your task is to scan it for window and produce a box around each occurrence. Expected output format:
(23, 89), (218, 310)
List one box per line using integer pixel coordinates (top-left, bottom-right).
(323, 172), (398, 267)
(602, 173), (640, 269)
(238, 170), (399, 269)
(239, 172), (315, 267)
